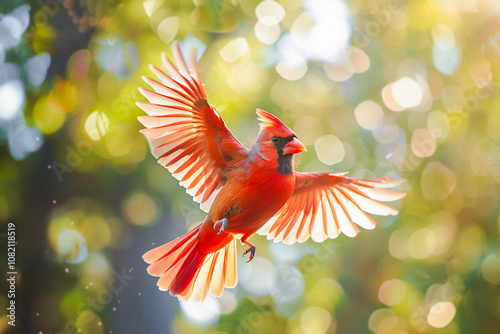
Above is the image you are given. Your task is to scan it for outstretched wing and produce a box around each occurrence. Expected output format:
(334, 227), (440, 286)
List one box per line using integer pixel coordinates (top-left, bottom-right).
(137, 43), (248, 212)
(258, 172), (406, 244)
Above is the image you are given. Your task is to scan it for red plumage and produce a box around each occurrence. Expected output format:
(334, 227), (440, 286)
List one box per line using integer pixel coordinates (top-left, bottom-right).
(137, 43), (406, 301)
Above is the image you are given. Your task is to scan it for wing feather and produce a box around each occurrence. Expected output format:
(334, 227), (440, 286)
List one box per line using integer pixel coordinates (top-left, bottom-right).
(258, 172), (405, 244)
(137, 43), (248, 212)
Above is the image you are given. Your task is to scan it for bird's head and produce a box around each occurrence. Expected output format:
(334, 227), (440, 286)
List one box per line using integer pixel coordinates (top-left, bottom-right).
(251, 109), (306, 175)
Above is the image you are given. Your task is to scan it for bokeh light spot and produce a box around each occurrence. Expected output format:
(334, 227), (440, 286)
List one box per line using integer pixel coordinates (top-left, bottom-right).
(431, 24), (455, 50)
(350, 46), (370, 73)
(57, 229), (88, 264)
(255, 21), (280, 45)
(389, 229), (411, 259)
(411, 128), (436, 157)
(355, 100), (384, 130)
(391, 77), (423, 109)
(33, 96), (66, 134)
(324, 63), (353, 82)
(368, 308), (398, 334)
(378, 279), (406, 306)
(220, 37), (249, 62)
(180, 295), (221, 326)
(314, 134), (345, 165)
(85, 111), (110, 141)
(123, 192), (157, 225)
(381, 83), (404, 112)
(427, 302), (456, 328)
(256, 0), (285, 26)
(157, 16), (179, 44)
(25, 53), (51, 87)
(300, 307), (331, 334)
(82, 252), (111, 280)
(408, 228), (436, 259)
(291, 12), (314, 35)
(239, 256), (276, 296)
(0, 80), (24, 120)
(276, 60), (307, 81)
(482, 254), (500, 285)
(219, 291), (238, 315)
(7, 121), (44, 160)
(286, 0), (351, 63)
(433, 45), (460, 75)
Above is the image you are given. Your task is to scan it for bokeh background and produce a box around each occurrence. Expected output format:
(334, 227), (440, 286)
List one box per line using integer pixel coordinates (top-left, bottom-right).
(1, 0), (500, 333)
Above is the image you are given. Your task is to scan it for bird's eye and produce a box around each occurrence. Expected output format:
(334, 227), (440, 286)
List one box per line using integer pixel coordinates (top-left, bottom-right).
(272, 137), (279, 143)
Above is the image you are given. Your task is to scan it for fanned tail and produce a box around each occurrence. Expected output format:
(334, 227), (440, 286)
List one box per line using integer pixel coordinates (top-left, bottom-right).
(143, 224), (238, 301)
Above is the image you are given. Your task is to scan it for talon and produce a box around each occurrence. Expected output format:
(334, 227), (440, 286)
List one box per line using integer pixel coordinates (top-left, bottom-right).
(213, 218), (228, 235)
(243, 246), (256, 263)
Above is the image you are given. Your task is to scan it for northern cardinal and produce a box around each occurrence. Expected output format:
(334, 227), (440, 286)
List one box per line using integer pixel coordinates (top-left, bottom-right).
(137, 43), (405, 301)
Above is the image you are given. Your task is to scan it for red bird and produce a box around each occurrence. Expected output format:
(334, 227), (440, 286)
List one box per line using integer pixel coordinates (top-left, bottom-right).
(137, 43), (405, 301)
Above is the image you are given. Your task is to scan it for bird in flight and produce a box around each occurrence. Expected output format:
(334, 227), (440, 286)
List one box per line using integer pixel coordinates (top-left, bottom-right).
(137, 42), (405, 302)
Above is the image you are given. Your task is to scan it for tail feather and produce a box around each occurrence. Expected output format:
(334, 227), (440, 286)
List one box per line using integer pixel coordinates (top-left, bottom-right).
(209, 251), (226, 296)
(157, 258), (185, 290)
(143, 224), (201, 263)
(170, 251), (205, 295)
(223, 239), (237, 287)
(143, 224), (238, 301)
(147, 232), (198, 276)
(190, 254), (216, 301)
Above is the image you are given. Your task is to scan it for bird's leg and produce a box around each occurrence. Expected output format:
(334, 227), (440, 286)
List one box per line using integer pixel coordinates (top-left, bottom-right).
(241, 239), (256, 263)
(213, 218), (228, 235)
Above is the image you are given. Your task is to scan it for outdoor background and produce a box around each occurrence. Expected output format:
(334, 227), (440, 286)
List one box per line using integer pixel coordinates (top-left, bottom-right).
(1, 0), (500, 333)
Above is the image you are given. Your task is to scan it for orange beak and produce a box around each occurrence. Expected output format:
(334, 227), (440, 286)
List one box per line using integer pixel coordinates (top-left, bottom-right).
(283, 137), (307, 155)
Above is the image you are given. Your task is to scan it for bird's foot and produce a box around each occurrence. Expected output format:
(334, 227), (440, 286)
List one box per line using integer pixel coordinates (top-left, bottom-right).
(213, 218), (228, 235)
(243, 246), (256, 263)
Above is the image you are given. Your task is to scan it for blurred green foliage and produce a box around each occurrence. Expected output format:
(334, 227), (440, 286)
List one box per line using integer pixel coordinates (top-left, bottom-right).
(1, 0), (500, 333)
